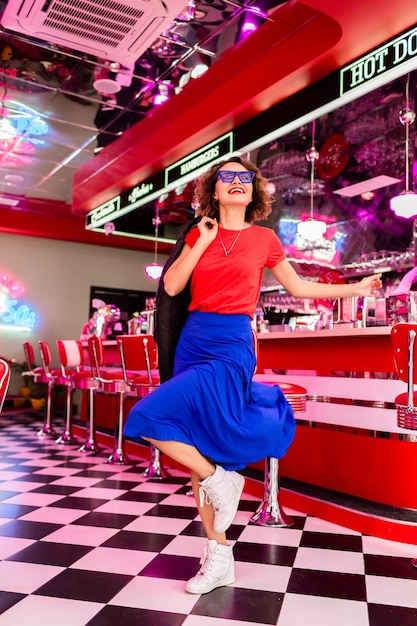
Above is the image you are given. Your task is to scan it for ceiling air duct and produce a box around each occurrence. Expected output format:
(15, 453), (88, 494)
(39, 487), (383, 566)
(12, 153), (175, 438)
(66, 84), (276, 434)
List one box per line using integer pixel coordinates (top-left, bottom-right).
(0, 0), (185, 63)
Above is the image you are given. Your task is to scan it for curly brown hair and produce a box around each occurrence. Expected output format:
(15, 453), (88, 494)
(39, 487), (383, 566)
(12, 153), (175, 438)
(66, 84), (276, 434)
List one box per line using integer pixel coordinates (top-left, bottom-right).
(193, 156), (273, 222)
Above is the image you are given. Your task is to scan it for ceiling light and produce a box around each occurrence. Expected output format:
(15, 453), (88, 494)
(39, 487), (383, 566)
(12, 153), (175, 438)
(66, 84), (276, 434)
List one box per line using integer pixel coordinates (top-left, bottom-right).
(390, 190), (417, 218)
(153, 93), (169, 106)
(297, 120), (327, 241)
(0, 196), (19, 206)
(190, 63), (209, 79)
(390, 74), (417, 218)
(145, 264), (163, 280)
(360, 191), (375, 201)
(4, 174), (24, 184)
(297, 218), (327, 241)
(153, 82), (172, 106)
(241, 20), (258, 36)
(93, 78), (121, 95)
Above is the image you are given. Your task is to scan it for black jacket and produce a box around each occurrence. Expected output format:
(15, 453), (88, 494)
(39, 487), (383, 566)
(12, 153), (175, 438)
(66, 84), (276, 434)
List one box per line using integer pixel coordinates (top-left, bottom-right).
(154, 217), (201, 382)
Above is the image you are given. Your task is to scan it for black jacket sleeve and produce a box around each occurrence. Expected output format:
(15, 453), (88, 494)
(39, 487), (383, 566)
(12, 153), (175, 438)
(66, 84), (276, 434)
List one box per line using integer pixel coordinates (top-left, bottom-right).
(154, 217), (201, 383)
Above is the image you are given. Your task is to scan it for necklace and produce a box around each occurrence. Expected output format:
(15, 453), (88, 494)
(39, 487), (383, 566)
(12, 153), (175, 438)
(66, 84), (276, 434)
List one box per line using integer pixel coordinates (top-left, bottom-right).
(218, 226), (244, 256)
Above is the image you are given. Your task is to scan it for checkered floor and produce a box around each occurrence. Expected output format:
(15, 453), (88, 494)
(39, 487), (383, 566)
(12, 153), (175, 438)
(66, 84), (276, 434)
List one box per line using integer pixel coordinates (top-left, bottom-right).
(0, 410), (416, 626)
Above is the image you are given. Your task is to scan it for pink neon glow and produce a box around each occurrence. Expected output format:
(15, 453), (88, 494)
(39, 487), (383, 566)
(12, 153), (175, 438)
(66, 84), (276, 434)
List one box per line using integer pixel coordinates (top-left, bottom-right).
(241, 21), (258, 35)
(153, 94), (169, 106)
(0, 274), (24, 297)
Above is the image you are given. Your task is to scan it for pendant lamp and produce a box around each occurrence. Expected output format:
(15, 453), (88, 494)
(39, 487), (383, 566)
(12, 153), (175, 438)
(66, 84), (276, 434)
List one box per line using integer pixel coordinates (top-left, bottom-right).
(297, 120), (327, 241)
(145, 207), (163, 280)
(390, 74), (417, 218)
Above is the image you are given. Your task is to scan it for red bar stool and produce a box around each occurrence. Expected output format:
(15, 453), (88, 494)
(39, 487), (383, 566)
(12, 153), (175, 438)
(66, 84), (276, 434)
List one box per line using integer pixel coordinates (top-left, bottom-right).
(390, 323), (417, 569)
(87, 335), (130, 464)
(250, 331), (307, 527)
(37, 340), (68, 441)
(0, 358), (11, 412)
(391, 323), (417, 430)
(23, 341), (57, 437)
(117, 334), (170, 479)
(56, 339), (100, 451)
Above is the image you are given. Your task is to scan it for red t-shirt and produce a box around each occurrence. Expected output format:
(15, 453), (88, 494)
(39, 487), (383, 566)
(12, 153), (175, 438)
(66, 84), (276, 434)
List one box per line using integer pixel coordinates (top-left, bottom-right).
(185, 225), (285, 317)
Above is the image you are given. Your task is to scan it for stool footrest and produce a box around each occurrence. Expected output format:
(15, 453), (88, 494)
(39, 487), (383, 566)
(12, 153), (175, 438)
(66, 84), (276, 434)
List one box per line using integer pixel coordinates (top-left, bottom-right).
(396, 404), (417, 429)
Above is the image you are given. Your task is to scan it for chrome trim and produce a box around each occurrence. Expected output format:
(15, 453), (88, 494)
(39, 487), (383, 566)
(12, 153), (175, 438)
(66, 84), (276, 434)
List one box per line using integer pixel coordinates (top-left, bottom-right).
(295, 418), (417, 441)
(307, 394), (395, 409)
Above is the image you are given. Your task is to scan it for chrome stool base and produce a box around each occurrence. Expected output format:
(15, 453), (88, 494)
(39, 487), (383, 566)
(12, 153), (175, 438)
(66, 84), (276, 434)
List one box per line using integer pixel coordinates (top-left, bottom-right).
(106, 393), (130, 465)
(251, 501), (294, 527)
(107, 447), (130, 465)
(78, 388), (100, 453)
(37, 381), (55, 438)
(250, 457), (293, 528)
(141, 444), (171, 479)
(55, 430), (77, 445)
(37, 424), (57, 438)
(78, 438), (101, 454)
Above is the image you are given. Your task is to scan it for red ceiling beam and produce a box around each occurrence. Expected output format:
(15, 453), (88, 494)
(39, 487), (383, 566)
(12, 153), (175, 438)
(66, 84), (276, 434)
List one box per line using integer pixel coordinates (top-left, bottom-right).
(72, 2), (341, 216)
(72, 0), (417, 221)
(0, 206), (172, 252)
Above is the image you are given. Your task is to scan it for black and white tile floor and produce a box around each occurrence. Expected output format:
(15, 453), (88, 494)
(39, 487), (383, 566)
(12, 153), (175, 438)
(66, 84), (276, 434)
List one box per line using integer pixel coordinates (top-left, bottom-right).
(0, 410), (416, 626)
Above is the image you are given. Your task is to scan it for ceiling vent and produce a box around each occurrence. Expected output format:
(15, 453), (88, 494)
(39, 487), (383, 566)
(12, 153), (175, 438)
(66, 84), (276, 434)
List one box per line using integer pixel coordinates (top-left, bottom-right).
(0, 0), (185, 64)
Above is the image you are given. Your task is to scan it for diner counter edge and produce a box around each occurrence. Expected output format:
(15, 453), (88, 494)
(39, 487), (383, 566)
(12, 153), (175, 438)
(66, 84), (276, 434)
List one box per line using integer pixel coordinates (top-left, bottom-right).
(82, 328), (417, 542)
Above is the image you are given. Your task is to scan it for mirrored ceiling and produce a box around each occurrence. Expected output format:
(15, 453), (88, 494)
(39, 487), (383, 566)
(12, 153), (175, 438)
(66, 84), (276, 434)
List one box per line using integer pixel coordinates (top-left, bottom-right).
(0, 0), (284, 206)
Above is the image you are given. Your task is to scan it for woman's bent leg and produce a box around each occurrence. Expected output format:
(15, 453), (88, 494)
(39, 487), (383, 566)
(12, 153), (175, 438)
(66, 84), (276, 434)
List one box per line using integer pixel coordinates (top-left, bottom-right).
(144, 437), (244, 533)
(142, 437), (215, 479)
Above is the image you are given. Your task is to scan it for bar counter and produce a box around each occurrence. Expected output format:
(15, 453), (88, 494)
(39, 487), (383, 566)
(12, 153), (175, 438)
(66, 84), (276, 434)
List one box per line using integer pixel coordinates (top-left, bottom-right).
(84, 328), (417, 542)
(254, 325), (417, 541)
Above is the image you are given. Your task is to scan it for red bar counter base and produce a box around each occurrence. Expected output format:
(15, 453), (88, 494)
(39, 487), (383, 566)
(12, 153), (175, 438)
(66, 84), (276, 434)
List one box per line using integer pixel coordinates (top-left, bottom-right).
(81, 330), (417, 544)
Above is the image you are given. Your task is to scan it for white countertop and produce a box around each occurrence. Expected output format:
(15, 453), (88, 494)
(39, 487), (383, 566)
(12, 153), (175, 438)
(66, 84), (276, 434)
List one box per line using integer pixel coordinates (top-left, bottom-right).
(257, 325), (392, 340)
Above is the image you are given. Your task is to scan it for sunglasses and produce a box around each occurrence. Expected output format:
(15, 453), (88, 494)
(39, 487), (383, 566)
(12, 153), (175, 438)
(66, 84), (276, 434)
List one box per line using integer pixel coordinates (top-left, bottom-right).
(216, 170), (255, 184)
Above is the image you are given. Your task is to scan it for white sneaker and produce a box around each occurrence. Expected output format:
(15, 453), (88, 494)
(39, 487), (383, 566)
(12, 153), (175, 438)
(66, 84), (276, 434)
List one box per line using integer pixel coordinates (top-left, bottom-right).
(185, 540), (235, 594)
(199, 465), (244, 533)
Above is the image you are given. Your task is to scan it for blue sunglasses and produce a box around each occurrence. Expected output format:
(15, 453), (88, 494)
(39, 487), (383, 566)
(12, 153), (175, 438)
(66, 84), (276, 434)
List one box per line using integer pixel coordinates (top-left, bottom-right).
(216, 170), (255, 184)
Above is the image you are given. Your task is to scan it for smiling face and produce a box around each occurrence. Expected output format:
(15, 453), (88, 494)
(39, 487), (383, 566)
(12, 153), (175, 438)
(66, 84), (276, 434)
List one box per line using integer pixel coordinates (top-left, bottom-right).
(214, 161), (254, 208)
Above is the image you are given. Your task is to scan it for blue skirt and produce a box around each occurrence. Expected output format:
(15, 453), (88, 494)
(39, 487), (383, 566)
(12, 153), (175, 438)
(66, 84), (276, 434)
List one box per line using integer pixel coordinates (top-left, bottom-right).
(123, 311), (296, 470)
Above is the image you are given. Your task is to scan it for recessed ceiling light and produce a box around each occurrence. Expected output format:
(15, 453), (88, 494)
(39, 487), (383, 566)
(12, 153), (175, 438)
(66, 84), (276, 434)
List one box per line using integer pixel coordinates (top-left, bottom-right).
(0, 196), (19, 206)
(334, 175), (401, 197)
(4, 174), (24, 183)
(93, 78), (121, 94)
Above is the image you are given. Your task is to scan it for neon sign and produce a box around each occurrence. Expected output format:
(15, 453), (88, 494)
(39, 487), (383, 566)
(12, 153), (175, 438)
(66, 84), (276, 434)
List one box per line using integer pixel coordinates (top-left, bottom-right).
(165, 132), (234, 186)
(85, 132), (235, 231)
(0, 273), (36, 332)
(85, 173), (163, 229)
(340, 25), (417, 96)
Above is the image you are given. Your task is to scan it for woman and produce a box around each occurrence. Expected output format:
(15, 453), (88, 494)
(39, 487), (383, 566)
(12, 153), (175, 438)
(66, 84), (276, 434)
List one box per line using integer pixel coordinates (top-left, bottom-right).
(124, 156), (382, 594)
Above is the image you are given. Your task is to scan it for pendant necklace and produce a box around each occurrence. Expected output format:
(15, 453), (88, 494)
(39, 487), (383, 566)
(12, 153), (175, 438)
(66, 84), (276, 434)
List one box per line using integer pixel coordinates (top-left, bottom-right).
(218, 226), (244, 257)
